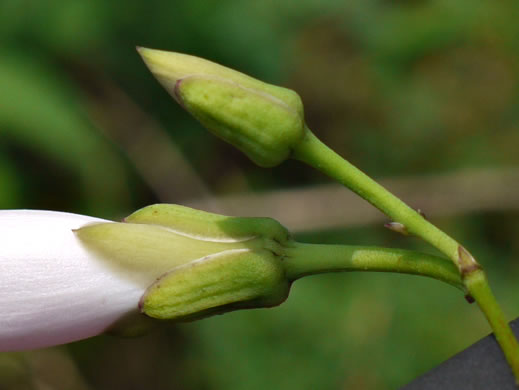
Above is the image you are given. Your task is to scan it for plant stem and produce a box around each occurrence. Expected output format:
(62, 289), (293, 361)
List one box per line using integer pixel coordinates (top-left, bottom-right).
(292, 126), (519, 381)
(282, 241), (464, 291)
(466, 269), (519, 383)
(292, 128), (461, 265)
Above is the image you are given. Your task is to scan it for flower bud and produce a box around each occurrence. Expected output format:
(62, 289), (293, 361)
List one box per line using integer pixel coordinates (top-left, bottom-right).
(138, 47), (305, 167)
(77, 204), (291, 322)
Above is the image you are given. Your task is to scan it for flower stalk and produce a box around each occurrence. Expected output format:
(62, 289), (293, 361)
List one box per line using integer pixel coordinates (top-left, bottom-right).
(283, 242), (464, 291)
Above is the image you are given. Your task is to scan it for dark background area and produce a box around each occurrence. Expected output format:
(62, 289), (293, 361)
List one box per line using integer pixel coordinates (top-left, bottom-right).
(2, 0), (519, 389)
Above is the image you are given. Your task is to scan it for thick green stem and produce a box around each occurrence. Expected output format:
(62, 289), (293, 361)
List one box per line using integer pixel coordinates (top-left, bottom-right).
(292, 127), (519, 382)
(283, 241), (464, 291)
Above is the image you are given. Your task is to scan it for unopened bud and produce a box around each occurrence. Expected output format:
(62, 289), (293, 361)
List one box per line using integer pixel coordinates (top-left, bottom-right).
(138, 47), (305, 167)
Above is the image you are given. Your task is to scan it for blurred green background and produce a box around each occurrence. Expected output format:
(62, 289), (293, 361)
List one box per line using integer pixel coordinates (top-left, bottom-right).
(2, 0), (519, 389)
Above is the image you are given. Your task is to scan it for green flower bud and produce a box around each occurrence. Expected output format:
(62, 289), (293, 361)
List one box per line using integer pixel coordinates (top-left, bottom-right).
(76, 204), (291, 322)
(137, 47), (305, 167)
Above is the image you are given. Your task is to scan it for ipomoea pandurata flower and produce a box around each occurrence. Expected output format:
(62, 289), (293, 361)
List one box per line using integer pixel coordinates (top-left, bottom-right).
(0, 205), (463, 352)
(0, 205), (291, 351)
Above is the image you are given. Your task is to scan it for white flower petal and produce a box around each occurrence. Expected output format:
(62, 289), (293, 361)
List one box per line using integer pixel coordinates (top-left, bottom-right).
(0, 210), (145, 351)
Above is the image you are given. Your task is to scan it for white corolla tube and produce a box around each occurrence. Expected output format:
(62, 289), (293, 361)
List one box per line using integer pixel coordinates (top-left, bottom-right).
(0, 210), (144, 351)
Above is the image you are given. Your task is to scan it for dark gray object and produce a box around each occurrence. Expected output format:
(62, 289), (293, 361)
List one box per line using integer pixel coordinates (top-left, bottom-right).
(402, 317), (519, 389)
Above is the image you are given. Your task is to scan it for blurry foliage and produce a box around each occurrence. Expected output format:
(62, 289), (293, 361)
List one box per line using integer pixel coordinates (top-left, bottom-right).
(1, 0), (519, 389)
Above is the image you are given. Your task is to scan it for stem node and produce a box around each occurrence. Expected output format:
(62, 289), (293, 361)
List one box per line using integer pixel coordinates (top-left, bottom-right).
(458, 246), (482, 277)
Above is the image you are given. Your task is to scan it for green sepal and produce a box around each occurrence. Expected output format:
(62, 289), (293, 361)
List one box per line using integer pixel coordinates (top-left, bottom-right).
(76, 203), (293, 322)
(137, 47), (303, 118)
(75, 221), (270, 287)
(139, 249), (290, 321)
(125, 203), (290, 251)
